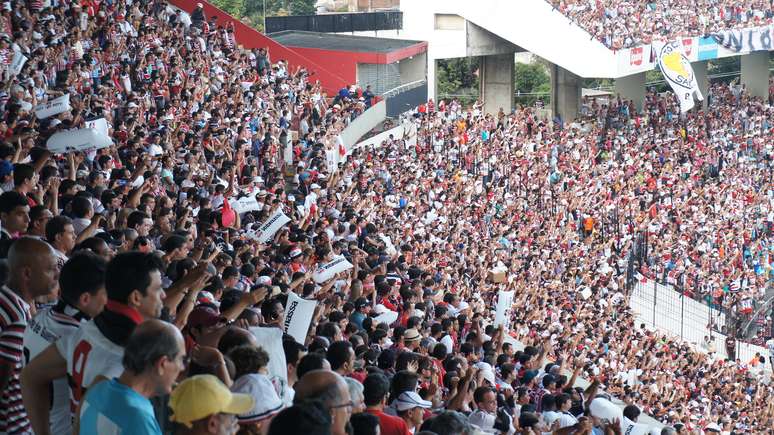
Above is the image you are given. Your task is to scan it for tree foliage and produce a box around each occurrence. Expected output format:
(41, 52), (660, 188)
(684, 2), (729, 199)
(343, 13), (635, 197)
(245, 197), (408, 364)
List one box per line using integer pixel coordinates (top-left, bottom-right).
(514, 61), (550, 106)
(436, 58), (480, 104)
(209, 0), (315, 32)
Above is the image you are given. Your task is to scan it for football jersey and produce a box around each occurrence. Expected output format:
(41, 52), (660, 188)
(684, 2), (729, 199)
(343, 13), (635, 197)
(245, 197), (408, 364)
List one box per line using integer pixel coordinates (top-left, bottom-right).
(22, 303), (85, 435)
(55, 320), (124, 415)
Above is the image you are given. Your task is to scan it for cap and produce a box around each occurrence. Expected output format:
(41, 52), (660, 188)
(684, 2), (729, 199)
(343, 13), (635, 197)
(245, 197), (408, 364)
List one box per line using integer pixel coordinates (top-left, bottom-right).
(521, 370), (539, 384)
(310, 183), (321, 190)
(704, 423), (721, 433)
(354, 297), (369, 309)
(395, 391), (432, 412)
(231, 373), (284, 423)
(197, 291), (220, 308)
(170, 375), (254, 427)
(256, 276), (272, 286)
(404, 328), (421, 342)
(187, 306), (221, 330)
(289, 248), (303, 258)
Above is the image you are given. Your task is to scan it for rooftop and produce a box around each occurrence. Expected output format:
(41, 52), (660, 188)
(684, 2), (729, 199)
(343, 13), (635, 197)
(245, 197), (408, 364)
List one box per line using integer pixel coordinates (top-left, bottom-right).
(269, 30), (423, 54)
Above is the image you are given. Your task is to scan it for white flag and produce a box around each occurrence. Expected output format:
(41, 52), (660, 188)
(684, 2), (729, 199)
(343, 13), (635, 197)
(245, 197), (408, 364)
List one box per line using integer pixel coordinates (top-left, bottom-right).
(283, 292), (317, 345)
(654, 41), (703, 113)
(493, 290), (515, 328)
(312, 255), (353, 284)
(246, 209), (290, 243)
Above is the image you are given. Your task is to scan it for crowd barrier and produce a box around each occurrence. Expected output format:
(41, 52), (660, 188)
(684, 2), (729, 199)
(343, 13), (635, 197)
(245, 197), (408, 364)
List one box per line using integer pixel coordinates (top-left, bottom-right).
(630, 280), (769, 367)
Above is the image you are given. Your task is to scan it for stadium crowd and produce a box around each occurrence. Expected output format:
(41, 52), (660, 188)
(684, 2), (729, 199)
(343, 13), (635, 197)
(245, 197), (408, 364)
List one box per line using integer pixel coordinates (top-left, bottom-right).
(0, 0), (772, 435)
(545, 0), (774, 49)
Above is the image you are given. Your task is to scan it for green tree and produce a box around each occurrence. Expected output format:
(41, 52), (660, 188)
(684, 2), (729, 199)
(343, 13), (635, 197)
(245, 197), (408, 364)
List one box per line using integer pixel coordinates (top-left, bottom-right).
(435, 57), (480, 104)
(211, 0), (245, 19)
(290, 0), (315, 15)
(514, 61), (550, 106)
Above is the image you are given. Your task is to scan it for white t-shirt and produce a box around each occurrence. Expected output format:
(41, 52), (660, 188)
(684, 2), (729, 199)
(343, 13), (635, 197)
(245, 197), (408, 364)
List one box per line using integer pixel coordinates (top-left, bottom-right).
(23, 304), (85, 435)
(55, 320), (124, 414)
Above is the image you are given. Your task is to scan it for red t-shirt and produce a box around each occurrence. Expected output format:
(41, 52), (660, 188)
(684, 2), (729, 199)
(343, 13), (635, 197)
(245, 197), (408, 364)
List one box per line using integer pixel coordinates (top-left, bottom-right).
(367, 409), (411, 435)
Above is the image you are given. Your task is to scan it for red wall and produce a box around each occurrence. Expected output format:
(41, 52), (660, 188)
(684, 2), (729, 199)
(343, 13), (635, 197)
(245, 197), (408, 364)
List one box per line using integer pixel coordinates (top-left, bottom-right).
(167, 0), (349, 94)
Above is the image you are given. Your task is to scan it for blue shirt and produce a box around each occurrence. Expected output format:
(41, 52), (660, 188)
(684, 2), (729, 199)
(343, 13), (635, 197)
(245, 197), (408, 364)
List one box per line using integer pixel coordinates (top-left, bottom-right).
(79, 378), (161, 435)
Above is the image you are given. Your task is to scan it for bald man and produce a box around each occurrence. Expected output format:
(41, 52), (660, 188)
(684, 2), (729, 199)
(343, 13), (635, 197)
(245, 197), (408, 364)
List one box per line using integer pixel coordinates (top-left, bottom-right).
(293, 369), (352, 435)
(1, 237), (59, 434)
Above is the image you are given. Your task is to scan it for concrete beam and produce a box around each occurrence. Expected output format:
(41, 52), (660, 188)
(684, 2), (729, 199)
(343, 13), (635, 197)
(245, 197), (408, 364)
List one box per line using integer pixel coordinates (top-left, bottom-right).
(741, 51), (770, 98)
(615, 72), (646, 112)
(480, 53), (515, 115)
(551, 64), (581, 123)
(466, 21), (520, 57)
(692, 60), (708, 109)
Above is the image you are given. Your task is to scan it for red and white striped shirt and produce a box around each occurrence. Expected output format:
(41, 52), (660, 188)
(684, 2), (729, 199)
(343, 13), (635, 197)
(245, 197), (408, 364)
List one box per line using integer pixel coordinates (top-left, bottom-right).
(0, 285), (32, 434)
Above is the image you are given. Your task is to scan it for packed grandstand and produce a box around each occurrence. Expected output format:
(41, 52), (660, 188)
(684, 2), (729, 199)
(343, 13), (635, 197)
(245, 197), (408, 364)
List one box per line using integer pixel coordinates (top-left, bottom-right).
(0, 0), (771, 435)
(546, 0), (774, 49)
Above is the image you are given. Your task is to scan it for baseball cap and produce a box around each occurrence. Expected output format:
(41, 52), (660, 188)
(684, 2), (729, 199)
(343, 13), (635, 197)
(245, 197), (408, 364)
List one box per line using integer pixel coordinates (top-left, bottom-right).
(395, 391), (432, 412)
(521, 370), (539, 384)
(187, 306), (221, 330)
(169, 375), (254, 427)
(354, 297), (369, 309)
(231, 373), (284, 423)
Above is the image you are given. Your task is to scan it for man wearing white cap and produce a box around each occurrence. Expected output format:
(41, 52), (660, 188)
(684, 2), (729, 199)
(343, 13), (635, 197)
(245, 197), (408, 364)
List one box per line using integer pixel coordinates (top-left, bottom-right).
(395, 391), (431, 434)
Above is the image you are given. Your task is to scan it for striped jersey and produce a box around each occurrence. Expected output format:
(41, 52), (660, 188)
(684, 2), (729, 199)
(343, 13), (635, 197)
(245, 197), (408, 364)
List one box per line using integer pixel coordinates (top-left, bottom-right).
(0, 285), (32, 434)
(22, 303), (86, 435)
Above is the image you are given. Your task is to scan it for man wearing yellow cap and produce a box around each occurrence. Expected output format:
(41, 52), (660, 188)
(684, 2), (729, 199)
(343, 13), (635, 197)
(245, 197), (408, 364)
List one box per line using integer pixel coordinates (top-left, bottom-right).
(170, 375), (255, 435)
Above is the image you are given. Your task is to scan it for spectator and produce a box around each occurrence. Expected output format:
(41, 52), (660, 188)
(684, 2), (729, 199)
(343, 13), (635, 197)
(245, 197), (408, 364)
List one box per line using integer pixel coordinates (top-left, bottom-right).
(22, 252), (168, 435)
(294, 370), (352, 435)
(363, 372), (411, 435)
(79, 319), (186, 434)
(0, 238), (58, 434)
(169, 374), (254, 435)
(395, 391), (432, 433)
(267, 400), (331, 435)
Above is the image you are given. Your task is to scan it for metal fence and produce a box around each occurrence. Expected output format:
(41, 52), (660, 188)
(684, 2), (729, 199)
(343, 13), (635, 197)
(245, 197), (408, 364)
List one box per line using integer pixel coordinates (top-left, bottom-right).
(266, 11), (402, 34)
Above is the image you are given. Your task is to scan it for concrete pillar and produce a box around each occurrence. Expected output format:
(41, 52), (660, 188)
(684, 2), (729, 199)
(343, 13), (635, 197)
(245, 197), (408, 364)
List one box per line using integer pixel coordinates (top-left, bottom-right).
(480, 53), (515, 115)
(551, 64), (581, 123)
(428, 57), (437, 102)
(741, 51), (769, 98)
(615, 72), (646, 112)
(692, 60), (708, 109)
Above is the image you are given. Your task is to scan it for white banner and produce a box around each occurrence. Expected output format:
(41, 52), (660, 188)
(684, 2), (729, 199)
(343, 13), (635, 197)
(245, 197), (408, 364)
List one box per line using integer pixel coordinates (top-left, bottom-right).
(246, 210), (290, 243)
(85, 118), (109, 137)
(493, 290), (515, 328)
(312, 255), (353, 284)
(248, 326), (289, 397)
(231, 195), (261, 215)
(283, 292), (317, 345)
(35, 94), (71, 119)
(47, 128), (112, 155)
(712, 26), (774, 53)
(654, 41), (703, 113)
(9, 51), (27, 77)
